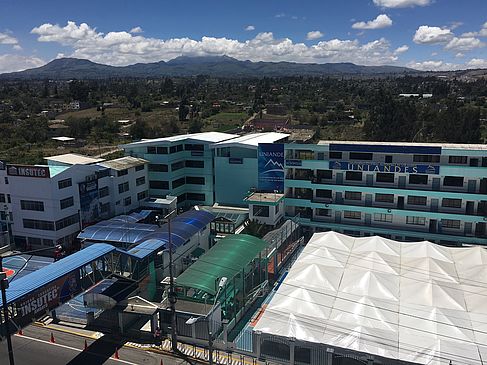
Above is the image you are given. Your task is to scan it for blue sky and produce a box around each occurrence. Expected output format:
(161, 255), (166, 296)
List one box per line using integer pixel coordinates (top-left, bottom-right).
(0, 0), (486, 73)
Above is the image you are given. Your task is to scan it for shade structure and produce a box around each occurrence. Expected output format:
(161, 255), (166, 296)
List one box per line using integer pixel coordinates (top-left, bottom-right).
(254, 231), (487, 365)
(175, 234), (267, 295)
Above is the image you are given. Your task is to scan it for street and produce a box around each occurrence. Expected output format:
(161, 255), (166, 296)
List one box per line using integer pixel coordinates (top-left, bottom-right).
(0, 325), (192, 365)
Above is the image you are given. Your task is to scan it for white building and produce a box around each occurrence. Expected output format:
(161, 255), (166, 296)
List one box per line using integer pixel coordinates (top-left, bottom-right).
(0, 154), (149, 251)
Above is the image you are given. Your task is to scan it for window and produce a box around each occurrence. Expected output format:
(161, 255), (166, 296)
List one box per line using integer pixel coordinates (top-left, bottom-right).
(149, 164), (168, 172)
(385, 155), (393, 163)
(186, 176), (205, 185)
(97, 168), (110, 179)
(135, 164), (145, 171)
(147, 146), (168, 154)
(317, 169), (332, 179)
(124, 197), (132, 206)
(375, 193), (394, 203)
(443, 176), (464, 187)
(172, 177), (185, 189)
(441, 219), (461, 229)
(316, 208), (331, 217)
(346, 171), (362, 181)
(117, 169), (128, 177)
(60, 197), (74, 210)
(413, 154), (440, 163)
(55, 213), (79, 230)
(0, 193), (5, 203)
(316, 189), (332, 198)
(177, 193), (186, 203)
(118, 181), (129, 194)
(28, 237), (42, 246)
(149, 180), (169, 189)
(344, 210), (361, 219)
(185, 144), (204, 151)
(407, 196), (427, 206)
(4, 177), (8, 184)
(186, 193), (206, 201)
(137, 190), (148, 201)
(345, 191), (362, 200)
(185, 160), (204, 168)
(7, 194), (10, 204)
(136, 176), (146, 186)
(374, 213), (393, 222)
(100, 202), (110, 213)
(449, 156), (468, 164)
(376, 173), (394, 183)
(406, 216), (426, 225)
(20, 200), (44, 211)
(171, 161), (185, 171)
(409, 174), (428, 185)
(442, 198), (462, 208)
(99, 186), (109, 198)
(147, 147), (156, 154)
(23, 219), (55, 231)
(329, 151), (342, 159)
(58, 178), (72, 189)
(169, 144), (183, 154)
(253, 205), (270, 217)
(349, 152), (373, 160)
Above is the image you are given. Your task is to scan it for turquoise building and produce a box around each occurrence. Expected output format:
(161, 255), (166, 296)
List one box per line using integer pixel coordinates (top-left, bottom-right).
(284, 141), (487, 245)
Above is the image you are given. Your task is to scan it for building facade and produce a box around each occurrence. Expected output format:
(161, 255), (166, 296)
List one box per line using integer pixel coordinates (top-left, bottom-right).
(284, 141), (487, 245)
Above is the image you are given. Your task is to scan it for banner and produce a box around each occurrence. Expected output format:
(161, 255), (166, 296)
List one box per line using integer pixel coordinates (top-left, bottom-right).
(329, 161), (440, 175)
(7, 164), (50, 178)
(258, 143), (284, 192)
(16, 272), (80, 321)
(79, 179), (100, 226)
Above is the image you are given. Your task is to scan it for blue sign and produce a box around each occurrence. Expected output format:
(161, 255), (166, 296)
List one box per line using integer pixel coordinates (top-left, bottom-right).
(329, 161), (440, 174)
(79, 179), (99, 226)
(285, 159), (302, 167)
(258, 143), (284, 192)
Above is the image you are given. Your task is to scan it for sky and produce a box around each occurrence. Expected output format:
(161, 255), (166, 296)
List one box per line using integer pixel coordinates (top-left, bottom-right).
(0, 0), (486, 73)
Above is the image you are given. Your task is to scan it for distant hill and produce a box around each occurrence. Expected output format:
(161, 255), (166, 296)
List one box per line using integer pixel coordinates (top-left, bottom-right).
(0, 56), (418, 79)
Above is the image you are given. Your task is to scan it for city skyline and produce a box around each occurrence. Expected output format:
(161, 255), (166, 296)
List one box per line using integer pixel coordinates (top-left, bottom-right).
(0, 0), (486, 73)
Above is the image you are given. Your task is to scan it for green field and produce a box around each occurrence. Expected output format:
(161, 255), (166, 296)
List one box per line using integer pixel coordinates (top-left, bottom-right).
(204, 112), (247, 132)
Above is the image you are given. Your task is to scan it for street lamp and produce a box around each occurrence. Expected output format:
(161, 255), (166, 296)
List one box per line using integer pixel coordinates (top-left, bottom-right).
(0, 258), (14, 365)
(185, 276), (227, 365)
(155, 209), (178, 354)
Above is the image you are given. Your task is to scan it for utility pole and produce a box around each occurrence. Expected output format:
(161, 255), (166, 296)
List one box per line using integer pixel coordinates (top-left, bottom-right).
(0, 256), (15, 365)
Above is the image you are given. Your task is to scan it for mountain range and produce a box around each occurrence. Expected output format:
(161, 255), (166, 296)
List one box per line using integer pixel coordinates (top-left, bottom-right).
(0, 56), (418, 79)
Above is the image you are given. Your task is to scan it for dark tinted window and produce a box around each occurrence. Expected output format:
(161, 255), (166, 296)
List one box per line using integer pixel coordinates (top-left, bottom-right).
(376, 173), (394, 183)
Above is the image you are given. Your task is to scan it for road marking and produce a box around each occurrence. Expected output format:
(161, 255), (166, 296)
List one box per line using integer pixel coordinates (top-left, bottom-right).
(13, 334), (138, 365)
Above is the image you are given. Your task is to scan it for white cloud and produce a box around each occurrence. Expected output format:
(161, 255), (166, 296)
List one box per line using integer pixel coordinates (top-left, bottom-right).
(394, 45), (409, 54)
(480, 22), (487, 37)
(455, 52), (464, 58)
(373, 0), (432, 8)
(12, 44), (22, 51)
(407, 60), (461, 71)
(466, 58), (487, 68)
(306, 31), (323, 40)
(245, 25), (255, 31)
(29, 21), (403, 66)
(129, 26), (143, 34)
(0, 32), (18, 45)
(445, 37), (484, 52)
(352, 14), (393, 30)
(0, 54), (45, 73)
(413, 25), (454, 44)
(275, 13), (285, 18)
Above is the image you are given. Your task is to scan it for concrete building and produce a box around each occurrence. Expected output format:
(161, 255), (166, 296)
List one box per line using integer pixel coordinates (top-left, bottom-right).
(122, 132), (237, 208)
(284, 141), (487, 245)
(0, 154), (149, 250)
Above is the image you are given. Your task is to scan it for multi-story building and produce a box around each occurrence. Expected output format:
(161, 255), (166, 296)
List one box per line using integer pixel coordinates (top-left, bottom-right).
(0, 154), (149, 250)
(122, 132), (238, 207)
(284, 141), (487, 245)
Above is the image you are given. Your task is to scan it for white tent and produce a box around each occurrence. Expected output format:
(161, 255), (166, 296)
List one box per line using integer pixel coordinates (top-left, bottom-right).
(254, 231), (487, 365)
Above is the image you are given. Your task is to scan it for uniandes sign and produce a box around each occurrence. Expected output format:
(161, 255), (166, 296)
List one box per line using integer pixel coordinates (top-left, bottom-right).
(7, 164), (50, 178)
(16, 272), (79, 321)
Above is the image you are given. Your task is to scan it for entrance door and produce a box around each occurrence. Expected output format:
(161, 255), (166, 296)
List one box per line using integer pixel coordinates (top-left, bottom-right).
(397, 196), (404, 210)
(335, 211), (342, 223)
(432, 178), (440, 191)
(398, 176), (406, 189)
(468, 180), (477, 193)
(429, 219), (437, 233)
(480, 179), (487, 194)
(336, 172), (343, 185)
(365, 194), (372, 207)
(365, 213), (372, 226)
(464, 222), (473, 236)
(431, 199), (439, 212)
(366, 174), (373, 187)
(466, 201), (475, 215)
(336, 192), (343, 204)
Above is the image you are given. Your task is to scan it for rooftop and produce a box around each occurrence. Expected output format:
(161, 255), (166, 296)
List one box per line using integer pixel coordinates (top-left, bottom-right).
(51, 136), (75, 142)
(211, 132), (289, 149)
(99, 156), (148, 171)
(45, 153), (105, 166)
(121, 132), (238, 148)
(317, 140), (487, 150)
(244, 191), (285, 204)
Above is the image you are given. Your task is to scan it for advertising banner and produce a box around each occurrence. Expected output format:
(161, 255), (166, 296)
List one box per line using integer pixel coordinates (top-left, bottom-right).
(6, 164), (50, 178)
(258, 143), (284, 192)
(329, 161), (440, 175)
(16, 272), (80, 321)
(79, 179), (99, 226)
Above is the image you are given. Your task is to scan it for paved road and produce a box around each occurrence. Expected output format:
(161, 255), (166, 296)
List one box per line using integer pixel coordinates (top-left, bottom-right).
(0, 325), (193, 365)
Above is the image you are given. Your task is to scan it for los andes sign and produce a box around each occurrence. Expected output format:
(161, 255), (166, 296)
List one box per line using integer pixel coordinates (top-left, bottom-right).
(7, 164), (50, 178)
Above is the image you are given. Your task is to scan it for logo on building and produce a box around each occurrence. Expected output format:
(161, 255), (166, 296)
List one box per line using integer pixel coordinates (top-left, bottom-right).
(6, 164), (50, 178)
(258, 143), (284, 192)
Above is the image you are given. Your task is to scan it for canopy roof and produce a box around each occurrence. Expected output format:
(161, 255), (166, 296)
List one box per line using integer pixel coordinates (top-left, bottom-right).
(254, 231), (487, 365)
(175, 234), (267, 295)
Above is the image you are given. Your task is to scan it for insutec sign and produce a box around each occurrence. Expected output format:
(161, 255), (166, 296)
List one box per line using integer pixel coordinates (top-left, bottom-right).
(329, 161), (440, 175)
